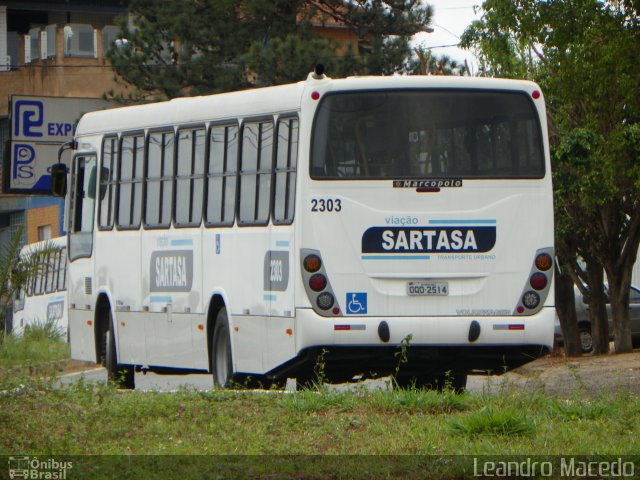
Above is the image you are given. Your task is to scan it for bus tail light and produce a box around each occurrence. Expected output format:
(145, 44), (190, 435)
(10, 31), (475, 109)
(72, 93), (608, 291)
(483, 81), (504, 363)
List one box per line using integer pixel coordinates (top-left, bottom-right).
(514, 247), (554, 316)
(309, 274), (327, 292)
(301, 249), (341, 317)
(303, 254), (322, 273)
(529, 273), (547, 290)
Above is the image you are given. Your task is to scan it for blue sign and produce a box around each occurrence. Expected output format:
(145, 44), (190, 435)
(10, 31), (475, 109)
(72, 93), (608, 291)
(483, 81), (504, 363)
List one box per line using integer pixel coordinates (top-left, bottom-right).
(362, 226), (496, 254)
(14, 100), (44, 137)
(346, 292), (367, 315)
(9, 95), (110, 193)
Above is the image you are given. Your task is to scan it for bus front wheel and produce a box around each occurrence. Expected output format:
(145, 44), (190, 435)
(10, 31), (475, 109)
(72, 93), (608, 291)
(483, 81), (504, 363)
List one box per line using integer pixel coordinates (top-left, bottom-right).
(105, 313), (135, 389)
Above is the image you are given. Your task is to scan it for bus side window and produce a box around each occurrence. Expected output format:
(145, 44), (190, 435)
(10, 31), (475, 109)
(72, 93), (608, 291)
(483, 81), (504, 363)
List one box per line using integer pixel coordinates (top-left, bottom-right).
(99, 136), (118, 230)
(58, 248), (67, 291)
(146, 130), (175, 228)
(273, 117), (298, 224)
(69, 155), (97, 260)
(117, 135), (144, 229)
(239, 120), (273, 226)
(206, 124), (238, 227)
(176, 127), (206, 227)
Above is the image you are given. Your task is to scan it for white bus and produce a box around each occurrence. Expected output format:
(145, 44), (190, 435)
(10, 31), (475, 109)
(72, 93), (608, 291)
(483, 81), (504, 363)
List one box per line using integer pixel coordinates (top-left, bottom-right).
(52, 71), (554, 389)
(13, 236), (68, 338)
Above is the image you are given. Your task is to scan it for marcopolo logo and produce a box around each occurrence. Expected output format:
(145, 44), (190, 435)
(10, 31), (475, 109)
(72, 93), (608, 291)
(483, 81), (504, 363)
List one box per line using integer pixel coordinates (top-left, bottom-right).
(392, 179), (463, 189)
(8, 456), (73, 479)
(150, 250), (194, 292)
(362, 226), (496, 254)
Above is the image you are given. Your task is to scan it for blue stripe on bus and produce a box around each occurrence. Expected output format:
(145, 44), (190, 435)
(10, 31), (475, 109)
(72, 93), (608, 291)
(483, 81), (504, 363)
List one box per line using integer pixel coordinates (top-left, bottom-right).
(361, 255), (431, 260)
(275, 241), (290, 247)
(428, 219), (496, 225)
(264, 294), (277, 301)
(150, 296), (173, 303)
(171, 239), (194, 246)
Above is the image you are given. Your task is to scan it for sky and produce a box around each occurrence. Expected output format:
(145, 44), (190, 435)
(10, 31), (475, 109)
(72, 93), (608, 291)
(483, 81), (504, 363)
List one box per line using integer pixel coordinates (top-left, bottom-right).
(413, 0), (483, 73)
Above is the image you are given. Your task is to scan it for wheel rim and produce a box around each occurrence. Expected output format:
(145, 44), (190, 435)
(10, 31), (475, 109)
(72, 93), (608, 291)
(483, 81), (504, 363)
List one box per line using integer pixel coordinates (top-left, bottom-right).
(580, 330), (593, 352)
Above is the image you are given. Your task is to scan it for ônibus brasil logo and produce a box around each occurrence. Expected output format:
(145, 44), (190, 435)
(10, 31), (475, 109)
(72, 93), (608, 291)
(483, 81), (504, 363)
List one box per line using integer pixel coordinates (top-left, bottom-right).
(8, 456), (73, 479)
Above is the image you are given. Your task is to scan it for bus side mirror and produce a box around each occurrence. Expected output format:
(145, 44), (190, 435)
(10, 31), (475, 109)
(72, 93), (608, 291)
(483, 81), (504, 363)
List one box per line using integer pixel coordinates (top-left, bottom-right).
(51, 163), (68, 197)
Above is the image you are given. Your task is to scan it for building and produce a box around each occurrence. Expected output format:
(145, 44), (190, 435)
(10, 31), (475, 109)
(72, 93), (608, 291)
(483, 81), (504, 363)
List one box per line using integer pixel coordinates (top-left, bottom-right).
(0, 0), (128, 248)
(0, 0), (366, 250)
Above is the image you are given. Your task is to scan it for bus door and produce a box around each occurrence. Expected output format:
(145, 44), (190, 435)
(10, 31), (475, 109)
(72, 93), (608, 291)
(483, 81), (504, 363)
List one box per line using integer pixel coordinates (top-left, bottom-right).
(67, 153), (97, 361)
(264, 116), (299, 371)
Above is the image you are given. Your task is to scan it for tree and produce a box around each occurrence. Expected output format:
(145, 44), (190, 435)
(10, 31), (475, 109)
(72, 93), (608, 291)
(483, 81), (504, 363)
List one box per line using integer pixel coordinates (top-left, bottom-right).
(106, 0), (434, 101)
(412, 48), (468, 75)
(461, 0), (640, 354)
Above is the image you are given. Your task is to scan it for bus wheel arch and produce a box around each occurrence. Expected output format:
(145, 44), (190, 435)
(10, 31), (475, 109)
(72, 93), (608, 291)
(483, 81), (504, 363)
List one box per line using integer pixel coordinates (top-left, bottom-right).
(95, 294), (111, 366)
(95, 293), (134, 389)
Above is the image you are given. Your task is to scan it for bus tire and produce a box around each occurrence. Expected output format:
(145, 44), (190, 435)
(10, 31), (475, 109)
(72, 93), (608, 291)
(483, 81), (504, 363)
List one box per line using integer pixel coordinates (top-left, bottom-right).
(212, 308), (234, 388)
(105, 313), (135, 389)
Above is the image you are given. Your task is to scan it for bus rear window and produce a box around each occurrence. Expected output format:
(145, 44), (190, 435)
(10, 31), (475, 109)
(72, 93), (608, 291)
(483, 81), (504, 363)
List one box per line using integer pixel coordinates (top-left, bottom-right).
(311, 90), (545, 180)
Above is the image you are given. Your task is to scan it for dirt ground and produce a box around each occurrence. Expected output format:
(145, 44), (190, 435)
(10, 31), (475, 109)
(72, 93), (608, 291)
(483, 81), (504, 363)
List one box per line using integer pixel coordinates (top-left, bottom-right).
(486, 349), (640, 397)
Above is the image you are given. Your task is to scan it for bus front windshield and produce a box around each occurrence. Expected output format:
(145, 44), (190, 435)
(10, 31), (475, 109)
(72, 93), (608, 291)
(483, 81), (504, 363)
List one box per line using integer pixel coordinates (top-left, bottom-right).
(311, 90), (545, 180)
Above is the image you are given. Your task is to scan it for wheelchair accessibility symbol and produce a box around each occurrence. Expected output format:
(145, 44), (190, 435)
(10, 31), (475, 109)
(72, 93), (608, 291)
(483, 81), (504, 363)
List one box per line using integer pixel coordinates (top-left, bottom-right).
(346, 292), (367, 314)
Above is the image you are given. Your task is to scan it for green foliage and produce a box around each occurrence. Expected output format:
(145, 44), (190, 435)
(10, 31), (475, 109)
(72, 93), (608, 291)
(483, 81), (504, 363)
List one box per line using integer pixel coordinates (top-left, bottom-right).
(463, 0), (640, 353)
(3, 375), (639, 459)
(0, 227), (60, 332)
(551, 398), (617, 421)
(0, 319), (68, 368)
(106, 0), (434, 101)
(369, 387), (469, 414)
(448, 405), (536, 437)
(411, 49), (468, 75)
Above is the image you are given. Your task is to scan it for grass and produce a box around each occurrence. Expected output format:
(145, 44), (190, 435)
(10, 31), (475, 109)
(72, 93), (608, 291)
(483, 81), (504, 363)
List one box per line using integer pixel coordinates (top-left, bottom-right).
(0, 320), (69, 368)
(1, 336), (639, 478)
(0, 376), (638, 479)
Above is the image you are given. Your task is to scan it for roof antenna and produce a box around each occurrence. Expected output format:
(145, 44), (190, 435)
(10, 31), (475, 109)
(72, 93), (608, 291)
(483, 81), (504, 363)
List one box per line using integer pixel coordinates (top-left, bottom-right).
(312, 64), (326, 80)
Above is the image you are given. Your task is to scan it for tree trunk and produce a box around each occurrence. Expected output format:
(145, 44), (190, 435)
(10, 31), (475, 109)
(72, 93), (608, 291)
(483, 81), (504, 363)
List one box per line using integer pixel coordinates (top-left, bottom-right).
(586, 265), (609, 355)
(554, 264), (582, 356)
(606, 268), (634, 354)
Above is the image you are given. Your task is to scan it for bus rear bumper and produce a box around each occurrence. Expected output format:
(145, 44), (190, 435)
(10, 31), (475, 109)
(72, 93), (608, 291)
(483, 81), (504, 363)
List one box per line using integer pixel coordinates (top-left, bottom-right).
(271, 307), (555, 381)
(294, 306), (555, 351)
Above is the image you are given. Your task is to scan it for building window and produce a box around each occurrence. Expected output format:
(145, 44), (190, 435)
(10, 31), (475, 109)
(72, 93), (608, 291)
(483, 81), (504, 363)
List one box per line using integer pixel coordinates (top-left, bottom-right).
(38, 225), (52, 241)
(64, 24), (97, 58)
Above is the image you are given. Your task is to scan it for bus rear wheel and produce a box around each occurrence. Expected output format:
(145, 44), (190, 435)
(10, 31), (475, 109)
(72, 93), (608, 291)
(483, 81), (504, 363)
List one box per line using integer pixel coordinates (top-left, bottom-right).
(105, 313), (135, 389)
(212, 308), (234, 388)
